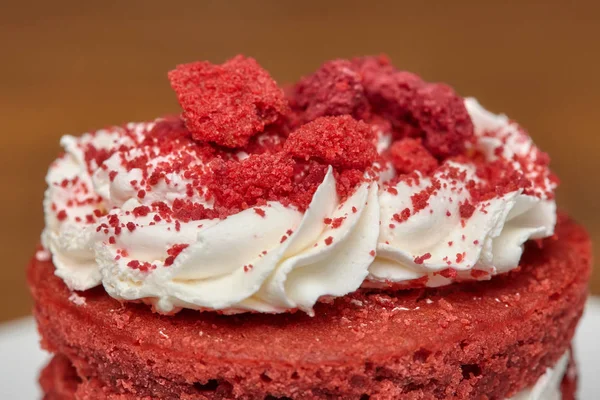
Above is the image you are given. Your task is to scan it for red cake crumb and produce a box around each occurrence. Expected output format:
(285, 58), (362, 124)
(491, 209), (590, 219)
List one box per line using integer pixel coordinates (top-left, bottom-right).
(413, 252), (432, 264)
(144, 117), (192, 146)
(83, 145), (113, 174)
(471, 269), (489, 279)
(393, 208), (411, 224)
(412, 83), (475, 158)
(330, 217), (345, 228)
(284, 115), (377, 169)
(411, 179), (441, 213)
(204, 153), (296, 213)
(389, 137), (439, 175)
(459, 201), (476, 219)
(468, 159), (533, 202)
(126, 260), (154, 272)
(132, 206), (150, 218)
(166, 199), (218, 222)
(168, 55), (288, 148)
(334, 168), (366, 201)
(289, 59), (370, 123)
(438, 268), (458, 279)
(56, 210), (68, 221)
(353, 55), (474, 159)
(164, 244), (189, 267)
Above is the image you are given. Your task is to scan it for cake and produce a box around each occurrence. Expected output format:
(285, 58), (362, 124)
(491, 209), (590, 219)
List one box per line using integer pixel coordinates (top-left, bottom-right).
(29, 55), (591, 399)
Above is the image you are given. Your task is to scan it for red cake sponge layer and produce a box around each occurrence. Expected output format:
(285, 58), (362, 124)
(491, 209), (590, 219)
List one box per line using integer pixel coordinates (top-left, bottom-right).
(29, 215), (590, 399)
(38, 352), (578, 400)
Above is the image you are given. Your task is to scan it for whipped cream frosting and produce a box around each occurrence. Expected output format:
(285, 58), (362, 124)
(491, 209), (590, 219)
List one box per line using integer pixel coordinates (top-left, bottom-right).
(42, 99), (556, 313)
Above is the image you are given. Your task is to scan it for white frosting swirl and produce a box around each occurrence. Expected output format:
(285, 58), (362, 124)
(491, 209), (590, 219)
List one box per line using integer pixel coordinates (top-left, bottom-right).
(42, 99), (557, 313)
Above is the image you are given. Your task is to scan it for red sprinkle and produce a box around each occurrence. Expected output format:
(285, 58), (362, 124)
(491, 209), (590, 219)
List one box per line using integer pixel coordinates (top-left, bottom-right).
(164, 244), (189, 266)
(470, 269), (489, 278)
(254, 208), (266, 218)
(324, 236), (334, 245)
(459, 201), (476, 219)
(411, 179), (441, 213)
(330, 217), (345, 228)
(132, 206), (151, 217)
(56, 210), (68, 221)
(414, 253), (432, 264)
(126, 260), (154, 272)
(438, 268), (458, 279)
(393, 208), (411, 224)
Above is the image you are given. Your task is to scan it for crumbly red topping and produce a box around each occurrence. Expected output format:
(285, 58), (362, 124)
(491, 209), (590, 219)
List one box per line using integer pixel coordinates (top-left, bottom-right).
(164, 244), (189, 267)
(49, 54), (557, 280)
(284, 116), (377, 169)
(353, 55), (474, 159)
(289, 59), (370, 123)
(389, 138), (438, 175)
(168, 55), (288, 148)
(204, 153), (296, 214)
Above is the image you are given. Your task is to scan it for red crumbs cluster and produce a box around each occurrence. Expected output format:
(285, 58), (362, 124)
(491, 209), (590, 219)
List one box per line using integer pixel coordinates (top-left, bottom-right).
(352, 55), (474, 159)
(289, 59), (370, 123)
(389, 138), (438, 175)
(204, 153), (296, 213)
(285, 116), (376, 169)
(96, 54), (480, 219)
(168, 55), (288, 148)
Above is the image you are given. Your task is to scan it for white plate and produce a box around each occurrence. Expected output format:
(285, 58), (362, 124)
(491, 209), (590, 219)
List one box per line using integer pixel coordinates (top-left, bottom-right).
(1, 298), (599, 399)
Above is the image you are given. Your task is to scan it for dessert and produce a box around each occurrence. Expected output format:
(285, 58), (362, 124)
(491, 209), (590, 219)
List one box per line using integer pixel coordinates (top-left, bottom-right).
(29, 55), (591, 399)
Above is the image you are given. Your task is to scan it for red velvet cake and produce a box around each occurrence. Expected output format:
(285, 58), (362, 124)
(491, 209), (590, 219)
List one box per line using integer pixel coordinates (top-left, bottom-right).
(30, 55), (591, 399)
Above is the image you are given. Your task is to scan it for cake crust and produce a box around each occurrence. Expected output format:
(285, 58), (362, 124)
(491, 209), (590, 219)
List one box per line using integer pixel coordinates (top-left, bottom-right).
(30, 215), (591, 399)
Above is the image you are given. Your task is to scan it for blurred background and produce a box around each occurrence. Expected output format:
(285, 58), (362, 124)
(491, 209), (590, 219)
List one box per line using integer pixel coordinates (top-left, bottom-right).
(0, 1), (598, 323)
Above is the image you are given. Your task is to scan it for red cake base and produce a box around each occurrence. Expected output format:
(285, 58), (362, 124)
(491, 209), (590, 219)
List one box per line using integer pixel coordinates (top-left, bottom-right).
(39, 353), (579, 400)
(29, 215), (591, 399)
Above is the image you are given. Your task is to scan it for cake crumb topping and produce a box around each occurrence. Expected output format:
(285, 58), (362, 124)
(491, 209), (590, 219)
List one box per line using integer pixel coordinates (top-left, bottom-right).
(168, 55), (288, 148)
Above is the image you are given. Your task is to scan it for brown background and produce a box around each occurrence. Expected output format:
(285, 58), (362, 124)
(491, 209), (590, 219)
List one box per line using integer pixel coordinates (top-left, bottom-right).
(0, 1), (598, 323)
